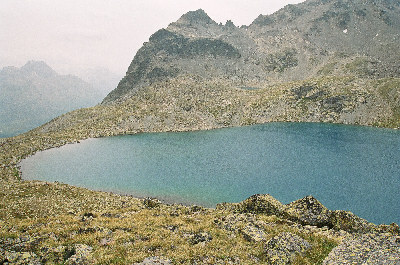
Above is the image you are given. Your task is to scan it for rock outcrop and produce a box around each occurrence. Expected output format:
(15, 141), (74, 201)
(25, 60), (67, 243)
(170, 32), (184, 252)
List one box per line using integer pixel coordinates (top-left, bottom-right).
(323, 233), (400, 264)
(265, 232), (311, 264)
(217, 194), (400, 234)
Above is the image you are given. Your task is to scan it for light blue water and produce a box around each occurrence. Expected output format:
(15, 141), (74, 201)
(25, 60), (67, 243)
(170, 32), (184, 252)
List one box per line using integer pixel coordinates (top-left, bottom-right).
(20, 123), (400, 224)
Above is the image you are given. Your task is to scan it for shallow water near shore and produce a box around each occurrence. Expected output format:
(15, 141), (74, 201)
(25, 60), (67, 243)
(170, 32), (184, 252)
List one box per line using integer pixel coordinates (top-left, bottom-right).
(20, 122), (400, 224)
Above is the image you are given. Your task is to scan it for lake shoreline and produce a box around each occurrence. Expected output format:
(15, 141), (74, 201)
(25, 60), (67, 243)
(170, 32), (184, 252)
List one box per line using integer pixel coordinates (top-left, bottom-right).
(18, 122), (400, 225)
(2, 117), (400, 263)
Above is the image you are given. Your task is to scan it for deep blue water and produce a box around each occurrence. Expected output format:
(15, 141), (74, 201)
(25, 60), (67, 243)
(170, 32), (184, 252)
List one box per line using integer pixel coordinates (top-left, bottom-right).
(20, 123), (400, 224)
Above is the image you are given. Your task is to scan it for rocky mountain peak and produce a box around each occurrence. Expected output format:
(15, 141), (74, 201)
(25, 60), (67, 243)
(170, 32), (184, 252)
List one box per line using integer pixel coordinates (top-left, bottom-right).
(175, 9), (216, 26)
(103, 0), (400, 104)
(20, 60), (57, 78)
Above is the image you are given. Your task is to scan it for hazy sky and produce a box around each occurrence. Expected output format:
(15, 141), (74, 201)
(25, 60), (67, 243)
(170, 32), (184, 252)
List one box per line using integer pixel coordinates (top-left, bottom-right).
(0, 0), (304, 76)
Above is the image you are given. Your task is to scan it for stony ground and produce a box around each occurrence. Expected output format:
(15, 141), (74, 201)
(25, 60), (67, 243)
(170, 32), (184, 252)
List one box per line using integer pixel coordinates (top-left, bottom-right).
(1, 75), (400, 264)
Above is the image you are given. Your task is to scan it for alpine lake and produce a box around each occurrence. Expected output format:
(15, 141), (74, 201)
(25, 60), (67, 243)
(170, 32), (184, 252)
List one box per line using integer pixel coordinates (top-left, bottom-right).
(20, 122), (400, 225)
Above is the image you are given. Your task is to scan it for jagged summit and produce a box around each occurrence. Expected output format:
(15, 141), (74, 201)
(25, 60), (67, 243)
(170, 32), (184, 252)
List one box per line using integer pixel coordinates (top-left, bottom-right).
(103, 0), (400, 103)
(175, 9), (216, 26)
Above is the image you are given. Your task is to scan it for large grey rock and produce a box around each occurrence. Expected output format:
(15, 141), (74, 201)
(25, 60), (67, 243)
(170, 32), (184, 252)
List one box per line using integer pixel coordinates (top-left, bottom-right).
(329, 210), (376, 233)
(285, 195), (332, 227)
(265, 232), (311, 264)
(241, 224), (268, 242)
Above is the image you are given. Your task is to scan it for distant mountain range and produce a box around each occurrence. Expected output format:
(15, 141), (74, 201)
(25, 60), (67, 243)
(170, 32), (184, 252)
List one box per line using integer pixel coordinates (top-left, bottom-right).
(0, 61), (119, 137)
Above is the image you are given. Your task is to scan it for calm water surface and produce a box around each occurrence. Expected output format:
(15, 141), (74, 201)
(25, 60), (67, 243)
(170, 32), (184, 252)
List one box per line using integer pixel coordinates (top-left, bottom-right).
(20, 123), (400, 224)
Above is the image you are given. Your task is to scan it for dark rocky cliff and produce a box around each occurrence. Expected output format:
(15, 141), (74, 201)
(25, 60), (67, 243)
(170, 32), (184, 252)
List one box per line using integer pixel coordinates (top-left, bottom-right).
(103, 0), (400, 103)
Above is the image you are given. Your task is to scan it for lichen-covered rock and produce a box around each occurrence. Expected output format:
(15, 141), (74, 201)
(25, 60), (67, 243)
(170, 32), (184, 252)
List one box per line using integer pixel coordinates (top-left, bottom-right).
(219, 194), (386, 234)
(213, 213), (256, 232)
(65, 244), (93, 265)
(323, 233), (400, 264)
(241, 224), (268, 242)
(217, 194), (286, 216)
(265, 232), (311, 264)
(214, 213), (269, 242)
(3, 251), (41, 265)
(239, 194), (287, 216)
(285, 196), (331, 227)
(134, 256), (173, 265)
(377, 222), (400, 235)
(188, 232), (213, 245)
(0, 236), (41, 253)
(40, 246), (67, 264)
(329, 210), (375, 233)
(143, 197), (161, 208)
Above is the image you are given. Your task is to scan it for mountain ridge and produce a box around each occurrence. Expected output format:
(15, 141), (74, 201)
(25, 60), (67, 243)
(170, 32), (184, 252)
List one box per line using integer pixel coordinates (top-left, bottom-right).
(102, 0), (400, 103)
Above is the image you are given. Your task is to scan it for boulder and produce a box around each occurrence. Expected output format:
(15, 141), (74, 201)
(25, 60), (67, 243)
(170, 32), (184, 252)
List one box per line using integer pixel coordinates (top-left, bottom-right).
(285, 196), (331, 227)
(329, 210), (375, 233)
(265, 232), (311, 264)
(217, 194), (286, 216)
(219, 194), (387, 234)
(241, 224), (268, 242)
(214, 213), (269, 242)
(188, 232), (213, 245)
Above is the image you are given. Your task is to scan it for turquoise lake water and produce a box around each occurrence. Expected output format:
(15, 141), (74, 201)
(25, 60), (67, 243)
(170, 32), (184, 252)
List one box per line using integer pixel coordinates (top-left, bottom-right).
(20, 123), (400, 224)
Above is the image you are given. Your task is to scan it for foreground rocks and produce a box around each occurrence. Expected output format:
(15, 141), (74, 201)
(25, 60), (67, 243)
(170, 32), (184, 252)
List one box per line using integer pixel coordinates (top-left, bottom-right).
(0, 192), (399, 264)
(323, 233), (400, 264)
(265, 232), (311, 264)
(217, 194), (399, 234)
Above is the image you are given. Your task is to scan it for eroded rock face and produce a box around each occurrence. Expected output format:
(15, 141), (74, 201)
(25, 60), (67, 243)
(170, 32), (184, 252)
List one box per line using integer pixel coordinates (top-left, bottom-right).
(265, 232), (311, 264)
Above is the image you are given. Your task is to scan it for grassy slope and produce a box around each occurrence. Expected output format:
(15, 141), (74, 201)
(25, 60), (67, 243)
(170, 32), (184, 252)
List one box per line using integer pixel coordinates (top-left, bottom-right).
(0, 74), (399, 264)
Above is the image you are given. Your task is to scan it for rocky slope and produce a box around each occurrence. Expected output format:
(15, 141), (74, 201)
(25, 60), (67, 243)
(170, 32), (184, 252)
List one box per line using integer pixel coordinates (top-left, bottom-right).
(0, 61), (105, 137)
(1, 0), (400, 263)
(103, 0), (400, 103)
